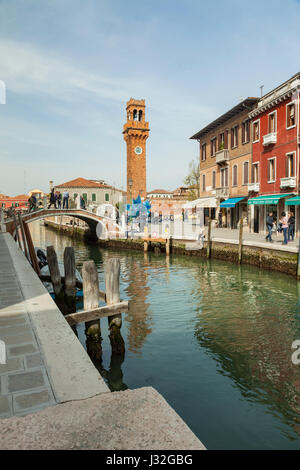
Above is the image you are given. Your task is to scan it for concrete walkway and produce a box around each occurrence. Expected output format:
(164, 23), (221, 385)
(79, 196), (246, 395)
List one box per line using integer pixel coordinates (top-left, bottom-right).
(208, 227), (298, 253)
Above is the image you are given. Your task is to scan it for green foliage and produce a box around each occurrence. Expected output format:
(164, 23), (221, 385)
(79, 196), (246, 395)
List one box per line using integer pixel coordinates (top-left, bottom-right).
(184, 158), (200, 200)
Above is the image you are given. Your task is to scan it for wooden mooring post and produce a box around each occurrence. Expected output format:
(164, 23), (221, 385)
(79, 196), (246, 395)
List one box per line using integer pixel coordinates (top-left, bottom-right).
(63, 247), (77, 313)
(105, 258), (125, 356)
(206, 218), (212, 259)
(23, 221), (40, 276)
(82, 260), (102, 359)
(17, 212), (29, 260)
(46, 245), (63, 302)
(238, 217), (243, 264)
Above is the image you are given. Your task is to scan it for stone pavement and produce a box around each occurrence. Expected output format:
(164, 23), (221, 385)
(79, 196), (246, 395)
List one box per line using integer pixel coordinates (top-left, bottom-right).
(208, 227), (298, 252)
(0, 232), (108, 418)
(0, 387), (205, 450)
(0, 234), (56, 418)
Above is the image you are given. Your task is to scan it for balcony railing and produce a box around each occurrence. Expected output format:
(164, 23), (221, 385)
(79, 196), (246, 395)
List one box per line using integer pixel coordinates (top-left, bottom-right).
(215, 149), (229, 164)
(216, 187), (229, 198)
(248, 182), (260, 192)
(280, 176), (296, 189)
(263, 132), (277, 146)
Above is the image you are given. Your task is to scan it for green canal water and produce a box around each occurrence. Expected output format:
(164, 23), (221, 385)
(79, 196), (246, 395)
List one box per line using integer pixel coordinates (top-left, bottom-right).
(31, 223), (300, 450)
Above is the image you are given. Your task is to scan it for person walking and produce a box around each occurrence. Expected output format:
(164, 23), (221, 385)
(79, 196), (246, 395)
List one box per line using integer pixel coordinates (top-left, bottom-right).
(288, 211), (295, 241)
(62, 190), (69, 209)
(48, 189), (57, 209)
(280, 211), (289, 245)
(28, 194), (37, 212)
(266, 211), (275, 242)
(218, 210), (222, 228)
(57, 192), (62, 209)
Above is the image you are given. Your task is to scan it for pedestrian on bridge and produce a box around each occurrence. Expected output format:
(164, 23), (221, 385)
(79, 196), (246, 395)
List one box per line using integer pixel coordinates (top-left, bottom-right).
(48, 189), (57, 209)
(63, 191), (69, 209)
(57, 191), (62, 209)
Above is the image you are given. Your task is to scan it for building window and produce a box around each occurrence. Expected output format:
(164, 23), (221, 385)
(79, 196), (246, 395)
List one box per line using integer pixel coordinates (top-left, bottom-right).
(253, 120), (260, 142)
(243, 162), (249, 184)
(212, 171), (216, 190)
(202, 174), (206, 191)
(219, 132), (225, 150)
(105, 193), (109, 202)
(242, 120), (250, 144)
(286, 153), (295, 177)
(221, 167), (228, 187)
(92, 193), (96, 202)
(83, 193), (87, 202)
(1, 203), (5, 208)
(232, 165), (238, 186)
(252, 163), (259, 183)
(268, 112), (276, 133)
(211, 137), (217, 157)
(74, 193), (78, 200)
(201, 143), (206, 161)
(287, 103), (296, 129)
(268, 158), (276, 183)
(231, 126), (238, 148)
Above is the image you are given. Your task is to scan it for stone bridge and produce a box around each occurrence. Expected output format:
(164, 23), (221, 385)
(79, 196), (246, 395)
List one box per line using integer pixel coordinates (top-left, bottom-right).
(3, 208), (123, 240)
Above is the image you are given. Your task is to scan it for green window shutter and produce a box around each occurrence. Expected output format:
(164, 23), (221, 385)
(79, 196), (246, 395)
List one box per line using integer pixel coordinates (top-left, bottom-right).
(105, 193), (109, 202)
(83, 193), (87, 202)
(92, 193), (96, 202)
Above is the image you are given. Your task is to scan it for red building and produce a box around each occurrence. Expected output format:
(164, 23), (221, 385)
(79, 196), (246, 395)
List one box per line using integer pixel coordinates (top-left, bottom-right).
(0, 194), (29, 212)
(248, 72), (300, 233)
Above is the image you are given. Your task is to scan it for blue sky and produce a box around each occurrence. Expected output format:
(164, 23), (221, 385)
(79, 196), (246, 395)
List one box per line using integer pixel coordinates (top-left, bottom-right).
(0, 0), (300, 195)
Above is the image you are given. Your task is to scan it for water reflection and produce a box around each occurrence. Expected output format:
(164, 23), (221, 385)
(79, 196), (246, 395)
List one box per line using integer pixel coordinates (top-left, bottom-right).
(31, 222), (300, 449)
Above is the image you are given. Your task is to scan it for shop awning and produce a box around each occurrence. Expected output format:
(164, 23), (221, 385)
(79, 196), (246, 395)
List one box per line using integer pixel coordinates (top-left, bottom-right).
(183, 197), (217, 209)
(286, 197), (300, 205)
(220, 197), (245, 208)
(248, 194), (293, 205)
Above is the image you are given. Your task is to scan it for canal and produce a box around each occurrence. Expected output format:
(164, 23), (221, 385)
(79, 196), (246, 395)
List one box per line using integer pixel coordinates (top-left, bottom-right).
(30, 222), (300, 450)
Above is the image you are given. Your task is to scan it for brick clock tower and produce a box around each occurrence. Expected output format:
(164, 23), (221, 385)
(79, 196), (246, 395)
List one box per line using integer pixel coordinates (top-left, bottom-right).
(123, 98), (149, 203)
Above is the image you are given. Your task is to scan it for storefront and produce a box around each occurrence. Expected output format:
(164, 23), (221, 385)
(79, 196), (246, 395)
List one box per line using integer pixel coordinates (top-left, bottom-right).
(248, 194), (294, 234)
(219, 197), (247, 229)
(183, 197), (217, 226)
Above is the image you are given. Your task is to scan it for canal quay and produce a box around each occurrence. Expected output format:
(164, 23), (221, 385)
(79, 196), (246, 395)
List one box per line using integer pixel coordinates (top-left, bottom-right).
(0, 229), (204, 450)
(5, 220), (298, 450)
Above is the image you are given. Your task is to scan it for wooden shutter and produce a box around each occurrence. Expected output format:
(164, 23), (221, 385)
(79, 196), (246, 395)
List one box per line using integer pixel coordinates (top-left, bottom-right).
(267, 161), (270, 181)
(242, 123), (245, 144)
(225, 130), (228, 149)
(286, 156), (289, 177)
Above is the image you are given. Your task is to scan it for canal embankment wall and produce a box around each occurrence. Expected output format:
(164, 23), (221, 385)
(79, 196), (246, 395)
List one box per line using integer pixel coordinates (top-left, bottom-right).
(45, 220), (298, 277)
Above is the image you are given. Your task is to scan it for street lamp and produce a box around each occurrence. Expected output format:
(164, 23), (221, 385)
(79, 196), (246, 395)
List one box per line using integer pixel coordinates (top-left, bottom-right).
(128, 178), (133, 204)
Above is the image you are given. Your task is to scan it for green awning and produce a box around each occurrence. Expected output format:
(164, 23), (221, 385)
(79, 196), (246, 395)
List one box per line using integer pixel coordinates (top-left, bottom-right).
(286, 197), (300, 206)
(248, 194), (293, 205)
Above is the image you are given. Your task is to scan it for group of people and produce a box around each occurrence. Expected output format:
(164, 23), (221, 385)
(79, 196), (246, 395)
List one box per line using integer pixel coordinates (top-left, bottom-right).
(266, 211), (295, 244)
(48, 189), (69, 209)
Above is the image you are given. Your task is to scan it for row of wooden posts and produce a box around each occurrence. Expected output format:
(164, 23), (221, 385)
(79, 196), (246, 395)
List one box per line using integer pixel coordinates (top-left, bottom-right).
(206, 217), (244, 264)
(43, 246), (128, 356)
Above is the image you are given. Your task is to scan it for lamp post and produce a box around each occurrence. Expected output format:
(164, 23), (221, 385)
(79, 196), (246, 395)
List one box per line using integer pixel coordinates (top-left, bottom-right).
(128, 178), (133, 204)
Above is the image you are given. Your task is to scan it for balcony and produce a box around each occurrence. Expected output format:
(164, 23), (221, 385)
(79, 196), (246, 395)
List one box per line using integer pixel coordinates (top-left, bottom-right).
(215, 149), (229, 164)
(263, 132), (277, 146)
(248, 182), (260, 192)
(280, 177), (296, 189)
(216, 187), (229, 198)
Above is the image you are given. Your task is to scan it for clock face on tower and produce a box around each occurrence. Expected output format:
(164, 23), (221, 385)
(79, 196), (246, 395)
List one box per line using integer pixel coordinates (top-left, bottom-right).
(134, 146), (143, 155)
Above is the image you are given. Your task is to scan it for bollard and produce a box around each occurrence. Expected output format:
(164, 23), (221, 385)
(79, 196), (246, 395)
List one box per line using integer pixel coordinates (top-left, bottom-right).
(238, 217), (243, 264)
(63, 247), (77, 313)
(105, 258), (125, 355)
(47, 246), (63, 302)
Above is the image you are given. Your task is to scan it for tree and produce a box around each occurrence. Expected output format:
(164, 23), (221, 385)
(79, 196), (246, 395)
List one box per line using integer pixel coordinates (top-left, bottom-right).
(184, 158), (200, 200)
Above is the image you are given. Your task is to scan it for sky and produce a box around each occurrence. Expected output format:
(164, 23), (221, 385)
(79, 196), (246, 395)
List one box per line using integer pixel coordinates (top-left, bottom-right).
(1, 0), (300, 196)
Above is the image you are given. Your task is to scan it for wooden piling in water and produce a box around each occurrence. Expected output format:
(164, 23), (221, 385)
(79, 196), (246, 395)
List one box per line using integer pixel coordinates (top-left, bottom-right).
(23, 222), (40, 276)
(238, 217), (243, 264)
(166, 237), (170, 256)
(63, 247), (76, 313)
(105, 258), (125, 355)
(18, 213), (29, 260)
(46, 245), (63, 300)
(82, 260), (102, 357)
(13, 211), (22, 250)
(206, 218), (212, 259)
